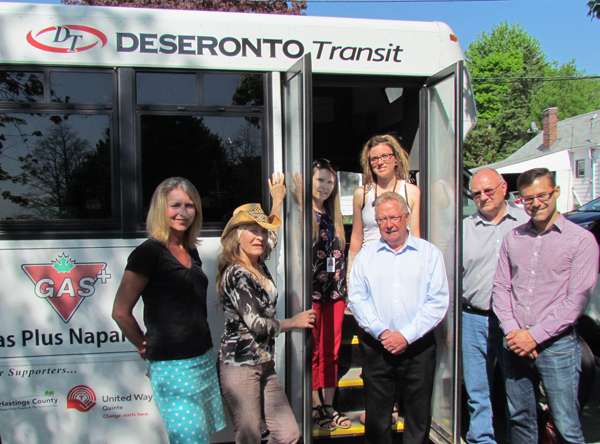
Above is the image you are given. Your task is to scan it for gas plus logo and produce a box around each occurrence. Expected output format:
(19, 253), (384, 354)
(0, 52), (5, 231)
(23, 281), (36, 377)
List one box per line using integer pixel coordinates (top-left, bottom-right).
(22, 254), (111, 323)
(67, 385), (96, 412)
(27, 25), (107, 53)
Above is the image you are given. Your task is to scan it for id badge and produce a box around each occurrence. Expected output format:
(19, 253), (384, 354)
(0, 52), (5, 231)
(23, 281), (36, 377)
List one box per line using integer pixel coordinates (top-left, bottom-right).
(327, 257), (336, 273)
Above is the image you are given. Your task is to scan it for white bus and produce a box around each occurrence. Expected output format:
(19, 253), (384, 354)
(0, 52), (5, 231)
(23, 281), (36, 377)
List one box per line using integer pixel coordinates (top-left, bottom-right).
(0, 3), (476, 443)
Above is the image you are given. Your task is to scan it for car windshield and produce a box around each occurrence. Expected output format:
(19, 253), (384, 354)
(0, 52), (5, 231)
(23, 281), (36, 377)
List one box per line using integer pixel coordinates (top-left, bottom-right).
(578, 198), (600, 212)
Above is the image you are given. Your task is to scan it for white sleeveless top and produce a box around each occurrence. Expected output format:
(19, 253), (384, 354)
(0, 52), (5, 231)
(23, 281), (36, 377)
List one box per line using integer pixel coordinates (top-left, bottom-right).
(361, 180), (408, 247)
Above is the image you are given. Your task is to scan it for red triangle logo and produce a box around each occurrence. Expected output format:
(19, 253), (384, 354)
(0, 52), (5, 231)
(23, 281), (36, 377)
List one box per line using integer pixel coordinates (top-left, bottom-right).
(22, 254), (109, 323)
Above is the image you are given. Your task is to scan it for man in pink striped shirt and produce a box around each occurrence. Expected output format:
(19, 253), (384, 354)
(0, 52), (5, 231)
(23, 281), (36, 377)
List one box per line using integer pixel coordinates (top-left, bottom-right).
(492, 167), (599, 444)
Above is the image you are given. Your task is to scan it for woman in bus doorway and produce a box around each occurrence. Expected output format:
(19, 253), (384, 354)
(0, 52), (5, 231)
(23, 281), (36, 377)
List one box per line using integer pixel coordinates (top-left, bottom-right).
(217, 178), (316, 444)
(347, 134), (421, 424)
(348, 134), (421, 268)
(310, 159), (352, 431)
(112, 177), (226, 444)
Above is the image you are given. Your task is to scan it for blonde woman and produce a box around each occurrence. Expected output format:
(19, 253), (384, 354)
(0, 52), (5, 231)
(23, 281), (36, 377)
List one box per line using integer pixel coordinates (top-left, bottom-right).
(217, 197), (315, 444)
(112, 177), (225, 444)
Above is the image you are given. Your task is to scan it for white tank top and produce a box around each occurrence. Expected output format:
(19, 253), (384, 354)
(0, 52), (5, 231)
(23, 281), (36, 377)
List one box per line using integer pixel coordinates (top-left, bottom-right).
(361, 180), (408, 247)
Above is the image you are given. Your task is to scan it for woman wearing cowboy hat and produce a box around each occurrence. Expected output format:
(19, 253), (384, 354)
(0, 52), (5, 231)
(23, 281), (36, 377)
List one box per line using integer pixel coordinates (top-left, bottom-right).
(217, 175), (315, 444)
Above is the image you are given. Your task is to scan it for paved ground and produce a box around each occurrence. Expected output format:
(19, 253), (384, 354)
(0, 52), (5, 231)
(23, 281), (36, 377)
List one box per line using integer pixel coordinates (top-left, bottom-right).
(582, 364), (600, 444)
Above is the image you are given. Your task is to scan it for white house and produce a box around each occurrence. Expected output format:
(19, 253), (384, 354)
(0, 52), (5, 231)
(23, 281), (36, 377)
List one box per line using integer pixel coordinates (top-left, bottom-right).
(475, 108), (600, 213)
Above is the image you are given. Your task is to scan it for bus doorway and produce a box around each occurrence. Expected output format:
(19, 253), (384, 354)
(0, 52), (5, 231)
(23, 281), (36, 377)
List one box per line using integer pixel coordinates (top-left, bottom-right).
(308, 63), (473, 444)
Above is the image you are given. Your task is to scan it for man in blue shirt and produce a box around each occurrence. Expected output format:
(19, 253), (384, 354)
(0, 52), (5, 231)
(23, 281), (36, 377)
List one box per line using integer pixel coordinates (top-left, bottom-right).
(348, 192), (449, 444)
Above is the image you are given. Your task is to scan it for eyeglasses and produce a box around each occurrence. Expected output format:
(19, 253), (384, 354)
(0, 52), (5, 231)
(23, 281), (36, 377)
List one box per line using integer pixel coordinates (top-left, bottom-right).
(313, 158), (338, 171)
(375, 214), (406, 225)
(471, 182), (504, 200)
(520, 188), (557, 205)
(369, 153), (395, 165)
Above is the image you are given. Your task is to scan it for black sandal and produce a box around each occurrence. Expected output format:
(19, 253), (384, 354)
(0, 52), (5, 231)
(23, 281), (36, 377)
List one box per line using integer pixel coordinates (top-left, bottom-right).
(324, 404), (351, 429)
(313, 405), (337, 431)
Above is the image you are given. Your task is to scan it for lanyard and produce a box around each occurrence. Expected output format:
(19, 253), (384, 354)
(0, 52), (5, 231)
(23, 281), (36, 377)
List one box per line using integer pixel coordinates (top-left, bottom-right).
(314, 210), (335, 255)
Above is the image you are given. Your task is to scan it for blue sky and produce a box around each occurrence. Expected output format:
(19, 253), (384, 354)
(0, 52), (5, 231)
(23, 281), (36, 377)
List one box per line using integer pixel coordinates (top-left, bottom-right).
(307, 0), (600, 75)
(3, 0), (599, 74)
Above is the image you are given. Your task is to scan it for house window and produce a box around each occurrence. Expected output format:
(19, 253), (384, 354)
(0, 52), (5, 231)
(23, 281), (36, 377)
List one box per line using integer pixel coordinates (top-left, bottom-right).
(576, 159), (586, 178)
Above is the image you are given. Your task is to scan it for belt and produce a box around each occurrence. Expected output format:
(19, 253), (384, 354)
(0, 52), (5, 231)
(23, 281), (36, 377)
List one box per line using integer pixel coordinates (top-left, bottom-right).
(462, 304), (493, 317)
(547, 326), (574, 343)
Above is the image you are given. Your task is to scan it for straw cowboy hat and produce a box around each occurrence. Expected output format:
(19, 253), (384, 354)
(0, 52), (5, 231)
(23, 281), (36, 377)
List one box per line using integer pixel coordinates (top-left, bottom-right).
(221, 203), (281, 243)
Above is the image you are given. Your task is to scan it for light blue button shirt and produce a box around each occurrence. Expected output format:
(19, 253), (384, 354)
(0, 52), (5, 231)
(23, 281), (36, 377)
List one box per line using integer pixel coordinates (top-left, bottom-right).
(348, 234), (449, 344)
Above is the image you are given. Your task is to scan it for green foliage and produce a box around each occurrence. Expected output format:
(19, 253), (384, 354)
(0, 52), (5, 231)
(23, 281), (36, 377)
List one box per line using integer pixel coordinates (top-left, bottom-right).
(464, 22), (600, 169)
(464, 22), (547, 168)
(589, 1), (600, 19)
(529, 61), (600, 125)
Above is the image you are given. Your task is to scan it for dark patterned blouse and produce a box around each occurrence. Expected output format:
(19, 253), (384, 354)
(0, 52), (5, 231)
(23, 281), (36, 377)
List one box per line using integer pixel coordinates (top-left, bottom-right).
(219, 260), (282, 366)
(312, 211), (347, 303)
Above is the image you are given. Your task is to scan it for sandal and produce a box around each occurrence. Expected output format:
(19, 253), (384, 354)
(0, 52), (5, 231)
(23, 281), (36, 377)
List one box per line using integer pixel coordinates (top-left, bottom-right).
(313, 405), (336, 431)
(324, 405), (352, 429)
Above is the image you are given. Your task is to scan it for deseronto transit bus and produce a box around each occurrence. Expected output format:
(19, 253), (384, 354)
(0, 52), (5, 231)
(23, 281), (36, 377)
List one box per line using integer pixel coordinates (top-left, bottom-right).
(0, 3), (476, 443)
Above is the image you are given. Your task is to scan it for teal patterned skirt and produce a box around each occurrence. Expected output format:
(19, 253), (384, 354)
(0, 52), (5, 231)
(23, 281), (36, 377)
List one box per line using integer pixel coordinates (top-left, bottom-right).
(148, 350), (226, 444)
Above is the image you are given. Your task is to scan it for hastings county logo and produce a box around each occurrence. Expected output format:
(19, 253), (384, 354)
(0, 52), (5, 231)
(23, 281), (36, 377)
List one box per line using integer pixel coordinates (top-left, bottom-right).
(27, 25), (107, 53)
(22, 254), (110, 323)
(67, 385), (96, 412)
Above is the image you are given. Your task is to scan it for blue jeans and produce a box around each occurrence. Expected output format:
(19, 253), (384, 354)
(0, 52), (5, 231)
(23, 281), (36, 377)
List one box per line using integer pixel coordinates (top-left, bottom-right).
(462, 312), (506, 444)
(504, 331), (584, 444)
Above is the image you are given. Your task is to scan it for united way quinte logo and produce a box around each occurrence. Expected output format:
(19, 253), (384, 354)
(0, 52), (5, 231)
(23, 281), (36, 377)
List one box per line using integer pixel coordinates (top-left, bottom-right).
(67, 385), (96, 412)
(22, 254), (111, 323)
(27, 25), (107, 53)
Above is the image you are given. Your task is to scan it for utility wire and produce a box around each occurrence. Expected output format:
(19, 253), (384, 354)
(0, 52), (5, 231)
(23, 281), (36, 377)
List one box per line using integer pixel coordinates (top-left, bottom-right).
(472, 75), (600, 83)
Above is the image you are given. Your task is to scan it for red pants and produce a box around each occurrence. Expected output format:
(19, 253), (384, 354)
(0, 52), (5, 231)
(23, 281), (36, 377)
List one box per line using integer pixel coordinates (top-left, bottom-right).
(312, 300), (345, 390)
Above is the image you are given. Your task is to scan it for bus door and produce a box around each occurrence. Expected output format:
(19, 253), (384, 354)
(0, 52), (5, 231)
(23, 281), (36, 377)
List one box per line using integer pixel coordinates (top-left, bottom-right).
(420, 60), (476, 444)
(281, 54), (314, 442)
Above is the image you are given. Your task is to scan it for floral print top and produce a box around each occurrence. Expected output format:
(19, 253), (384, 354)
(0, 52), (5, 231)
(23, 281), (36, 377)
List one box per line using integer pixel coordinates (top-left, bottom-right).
(219, 231), (282, 366)
(312, 211), (347, 303)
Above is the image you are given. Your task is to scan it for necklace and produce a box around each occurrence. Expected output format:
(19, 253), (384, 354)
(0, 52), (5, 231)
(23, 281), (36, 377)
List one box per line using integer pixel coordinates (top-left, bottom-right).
(372, 176), (398, 207)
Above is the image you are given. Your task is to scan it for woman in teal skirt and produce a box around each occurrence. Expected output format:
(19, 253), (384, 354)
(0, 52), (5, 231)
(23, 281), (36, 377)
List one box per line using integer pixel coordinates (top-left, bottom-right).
(113, 177), (226, 443)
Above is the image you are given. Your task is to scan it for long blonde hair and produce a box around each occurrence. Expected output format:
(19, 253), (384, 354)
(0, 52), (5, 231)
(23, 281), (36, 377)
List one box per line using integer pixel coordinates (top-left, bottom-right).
(146, 177), (202, 250)
(359, 135), (410, 192)
(216, 224), (273, 304)
(312, 159), (345, 247)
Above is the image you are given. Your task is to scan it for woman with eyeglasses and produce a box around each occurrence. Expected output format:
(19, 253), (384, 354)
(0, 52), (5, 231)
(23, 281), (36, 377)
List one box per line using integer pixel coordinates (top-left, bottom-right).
(347, 134), (421, 424)
(310, 158), (352, 431)
(349, 135), (420, 262)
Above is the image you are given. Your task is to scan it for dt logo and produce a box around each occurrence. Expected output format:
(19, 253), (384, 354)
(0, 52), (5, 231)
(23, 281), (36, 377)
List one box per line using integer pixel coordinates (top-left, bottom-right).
(27, 25), (107, 53)
(22, 253), (111, 323)
(67, 385), (97, 412)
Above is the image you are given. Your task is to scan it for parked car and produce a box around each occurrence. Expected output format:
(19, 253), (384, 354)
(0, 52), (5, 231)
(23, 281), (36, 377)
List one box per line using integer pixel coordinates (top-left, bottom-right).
(563, 197), (600, 370)
(507, 191), (522, 206)
(564, 196), (600, 245)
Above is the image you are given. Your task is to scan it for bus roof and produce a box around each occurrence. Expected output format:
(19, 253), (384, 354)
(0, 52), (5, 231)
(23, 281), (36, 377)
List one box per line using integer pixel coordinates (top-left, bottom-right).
(0, 2), (465, 75)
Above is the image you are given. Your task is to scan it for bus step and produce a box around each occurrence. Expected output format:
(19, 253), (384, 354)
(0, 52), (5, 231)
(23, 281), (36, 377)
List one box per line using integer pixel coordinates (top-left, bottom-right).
(312, 411), (405, 438)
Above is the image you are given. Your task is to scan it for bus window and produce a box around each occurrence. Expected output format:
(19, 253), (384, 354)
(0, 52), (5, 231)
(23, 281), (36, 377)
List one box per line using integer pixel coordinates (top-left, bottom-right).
(51, 71), (112, 104)
(137, 72), (197, 105)
(0, 113), (112, 221)
(139, 115), (264, 225)
(204, 72), (264, 106)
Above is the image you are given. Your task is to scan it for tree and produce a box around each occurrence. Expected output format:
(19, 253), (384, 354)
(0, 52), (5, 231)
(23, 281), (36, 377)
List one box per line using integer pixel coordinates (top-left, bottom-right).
(589, 1), (600, 19)
(20, 122), (94, 218)
(464, 22), (548, 168)
(0, 72), (45, 206)
(529, 61), (600, 126)
(61, 0), (307, 15)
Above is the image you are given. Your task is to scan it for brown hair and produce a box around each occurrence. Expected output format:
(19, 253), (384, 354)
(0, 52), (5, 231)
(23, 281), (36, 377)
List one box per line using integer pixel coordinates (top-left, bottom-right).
(312, 159), (346, 246)
(146, 177), (202, 250)
(359, 135), (410, 192)
(517, 168), (556, 191)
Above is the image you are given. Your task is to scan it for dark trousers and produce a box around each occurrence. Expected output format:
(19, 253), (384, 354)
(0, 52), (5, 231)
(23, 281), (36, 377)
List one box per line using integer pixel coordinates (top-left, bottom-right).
(361, 331), (436, 444)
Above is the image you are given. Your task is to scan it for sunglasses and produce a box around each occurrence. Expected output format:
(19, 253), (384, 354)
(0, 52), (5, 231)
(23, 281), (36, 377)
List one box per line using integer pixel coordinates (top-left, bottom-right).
(313, 158), (338, 171)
